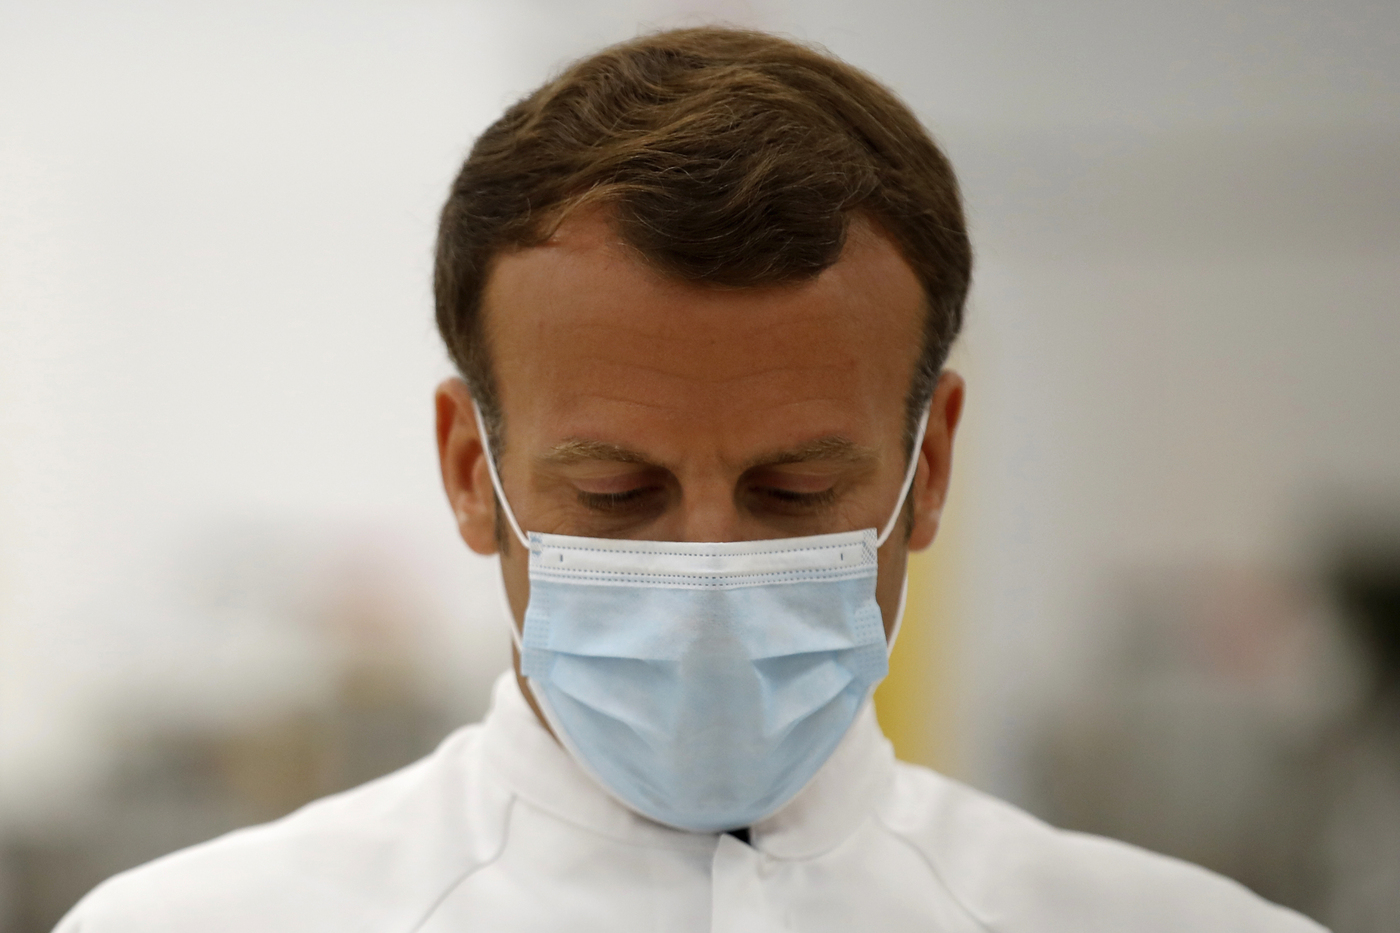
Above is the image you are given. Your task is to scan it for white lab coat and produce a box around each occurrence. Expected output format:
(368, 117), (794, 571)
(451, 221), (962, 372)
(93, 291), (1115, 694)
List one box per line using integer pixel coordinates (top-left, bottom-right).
(58, 672), (1324, 932)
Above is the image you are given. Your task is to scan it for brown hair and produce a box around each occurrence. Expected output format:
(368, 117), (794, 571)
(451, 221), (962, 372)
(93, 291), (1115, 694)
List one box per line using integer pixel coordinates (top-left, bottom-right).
(435, 26), (971, 451)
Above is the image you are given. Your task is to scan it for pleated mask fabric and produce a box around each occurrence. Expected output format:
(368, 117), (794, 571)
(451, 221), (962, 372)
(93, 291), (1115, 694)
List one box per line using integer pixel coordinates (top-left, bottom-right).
(520, 530), (888, 831)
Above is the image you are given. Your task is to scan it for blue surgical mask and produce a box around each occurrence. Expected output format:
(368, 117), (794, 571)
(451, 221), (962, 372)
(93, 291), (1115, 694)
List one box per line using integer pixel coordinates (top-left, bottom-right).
(474, 402), (928, 833)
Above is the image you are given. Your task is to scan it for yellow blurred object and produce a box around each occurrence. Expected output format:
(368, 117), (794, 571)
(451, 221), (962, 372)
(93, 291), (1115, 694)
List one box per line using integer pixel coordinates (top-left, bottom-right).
(874, 518), (960, 774)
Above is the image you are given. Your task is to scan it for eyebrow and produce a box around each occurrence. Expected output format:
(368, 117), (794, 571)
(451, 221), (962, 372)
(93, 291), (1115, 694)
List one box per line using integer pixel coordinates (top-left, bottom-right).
(536, 435), (878, 470)
(741, 436), (879, 471)
(537, 439), (652, 466)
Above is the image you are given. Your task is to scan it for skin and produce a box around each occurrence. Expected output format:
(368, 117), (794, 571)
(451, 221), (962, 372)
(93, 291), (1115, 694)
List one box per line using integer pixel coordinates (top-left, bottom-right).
(435, 209), (964, 734)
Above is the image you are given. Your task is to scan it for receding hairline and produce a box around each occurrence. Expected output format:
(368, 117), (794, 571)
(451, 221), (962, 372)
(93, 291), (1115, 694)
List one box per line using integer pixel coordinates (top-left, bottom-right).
(476, 205), (926, 354)
(482, 204), (902, 296)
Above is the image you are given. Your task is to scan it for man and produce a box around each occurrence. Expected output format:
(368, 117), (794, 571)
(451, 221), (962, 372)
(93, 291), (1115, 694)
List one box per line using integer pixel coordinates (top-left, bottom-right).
(59, 27), (1322, 932)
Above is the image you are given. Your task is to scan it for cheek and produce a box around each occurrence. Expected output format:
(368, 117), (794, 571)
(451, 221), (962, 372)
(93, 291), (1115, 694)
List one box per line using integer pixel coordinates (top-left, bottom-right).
(499, 544), (531, 628)
(874, 547), (910, 640)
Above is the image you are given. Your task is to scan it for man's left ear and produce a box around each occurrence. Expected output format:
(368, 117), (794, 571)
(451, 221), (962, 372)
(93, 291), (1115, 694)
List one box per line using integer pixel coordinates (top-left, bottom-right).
(906, 370), (964, 551)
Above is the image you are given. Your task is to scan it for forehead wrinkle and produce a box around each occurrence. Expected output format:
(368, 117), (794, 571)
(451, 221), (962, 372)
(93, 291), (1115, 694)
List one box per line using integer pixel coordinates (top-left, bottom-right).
(562, 352), (856, 384)
(562, 363), (862, 409)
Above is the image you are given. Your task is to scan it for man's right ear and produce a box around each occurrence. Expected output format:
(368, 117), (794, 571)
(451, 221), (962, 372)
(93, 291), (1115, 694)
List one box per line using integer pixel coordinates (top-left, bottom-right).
(435, 377), (500, 556)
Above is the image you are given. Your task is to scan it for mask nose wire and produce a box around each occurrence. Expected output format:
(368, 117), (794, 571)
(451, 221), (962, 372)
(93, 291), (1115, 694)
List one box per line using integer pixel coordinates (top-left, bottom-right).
(875, 404), (932, 548)
(472, 398), (931, 551)
(472, 399), (531, 550)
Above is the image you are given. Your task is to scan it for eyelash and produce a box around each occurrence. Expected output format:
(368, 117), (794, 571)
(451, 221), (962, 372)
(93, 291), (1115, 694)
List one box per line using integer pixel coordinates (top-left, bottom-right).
(757, 487), (838, 508)
(577, 488), (658, 513)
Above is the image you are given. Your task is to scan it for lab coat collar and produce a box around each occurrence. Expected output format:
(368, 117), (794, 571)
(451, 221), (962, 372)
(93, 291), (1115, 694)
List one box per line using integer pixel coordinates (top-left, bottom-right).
(479, 671), (896, 861)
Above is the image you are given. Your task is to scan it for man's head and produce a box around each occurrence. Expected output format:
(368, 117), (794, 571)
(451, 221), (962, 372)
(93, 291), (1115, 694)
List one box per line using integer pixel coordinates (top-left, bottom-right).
(434, 27), (970, 642)
(435, 27), (970, 452)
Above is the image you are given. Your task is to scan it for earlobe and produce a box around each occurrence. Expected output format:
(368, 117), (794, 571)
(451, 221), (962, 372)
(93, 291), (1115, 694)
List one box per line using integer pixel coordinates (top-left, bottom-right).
(906, 370), (963, 552)
(906, 455), (941, 551)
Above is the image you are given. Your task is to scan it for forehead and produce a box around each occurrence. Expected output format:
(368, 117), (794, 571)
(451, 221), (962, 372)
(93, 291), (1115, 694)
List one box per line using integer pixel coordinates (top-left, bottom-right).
(480, 211), (924, 454)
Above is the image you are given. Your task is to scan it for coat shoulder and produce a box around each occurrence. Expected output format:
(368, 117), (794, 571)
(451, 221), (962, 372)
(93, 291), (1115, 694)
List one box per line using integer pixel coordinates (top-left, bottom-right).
(54, 725), (509, 933)
(877, 761), (1327, 933)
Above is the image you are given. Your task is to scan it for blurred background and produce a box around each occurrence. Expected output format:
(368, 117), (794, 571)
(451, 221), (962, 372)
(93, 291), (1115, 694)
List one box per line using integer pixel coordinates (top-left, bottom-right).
(1, 0), (1397, 929)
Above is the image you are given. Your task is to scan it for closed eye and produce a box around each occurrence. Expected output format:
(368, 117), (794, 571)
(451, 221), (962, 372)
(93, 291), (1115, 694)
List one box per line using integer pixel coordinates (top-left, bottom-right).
(752, 486), (838, 508)
(577, 487), (663, 513)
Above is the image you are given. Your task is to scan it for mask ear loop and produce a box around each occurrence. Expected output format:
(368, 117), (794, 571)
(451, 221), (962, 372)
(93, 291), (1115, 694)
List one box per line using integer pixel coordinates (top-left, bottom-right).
(470, 400), (530, 653)
(471, 399), (531, 551)
(876, 405), (931, 548)
(886, 574), (911, 653)
(876, 404), (931, 651)
(494, 571), (524, 652)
